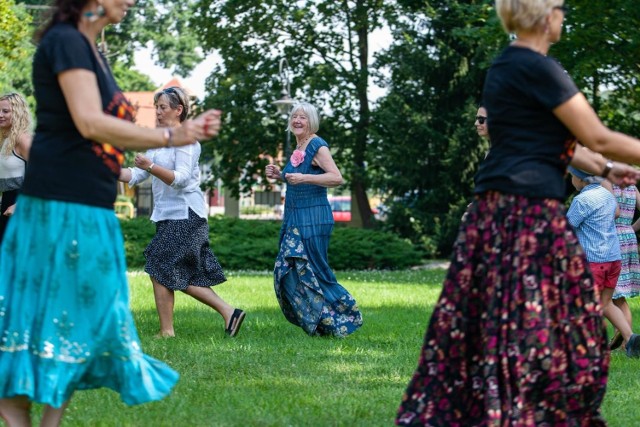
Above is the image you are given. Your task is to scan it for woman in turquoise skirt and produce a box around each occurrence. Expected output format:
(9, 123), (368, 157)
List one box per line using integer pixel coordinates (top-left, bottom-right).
(266, 102), (362, 337)
(0, 0), (222, 425)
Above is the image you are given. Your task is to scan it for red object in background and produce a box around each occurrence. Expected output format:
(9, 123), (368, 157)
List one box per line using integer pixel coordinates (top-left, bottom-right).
(328, 196), (378, 222)
(328, 196), (351, 222)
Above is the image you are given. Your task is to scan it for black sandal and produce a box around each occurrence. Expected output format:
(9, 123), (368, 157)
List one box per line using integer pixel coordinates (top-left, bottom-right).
(225, 309), (246, 337)
(609, 330), (623, 350)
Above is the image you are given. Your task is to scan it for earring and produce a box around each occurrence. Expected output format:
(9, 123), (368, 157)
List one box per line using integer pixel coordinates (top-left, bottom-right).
(83, 4), (106, 22)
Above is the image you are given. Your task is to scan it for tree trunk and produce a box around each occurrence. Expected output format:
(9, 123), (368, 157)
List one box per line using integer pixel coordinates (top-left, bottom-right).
(350, 0), (373, 229)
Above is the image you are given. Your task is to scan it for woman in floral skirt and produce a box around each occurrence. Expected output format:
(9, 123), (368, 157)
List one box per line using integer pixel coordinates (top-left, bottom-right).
(265, 102), (362, 337)
(396, 0), (640, 425)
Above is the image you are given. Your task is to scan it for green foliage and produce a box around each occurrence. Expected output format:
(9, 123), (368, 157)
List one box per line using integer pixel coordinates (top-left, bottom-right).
(329, 227), (422, 270)
(372, 0), (640, 256)
(111, 61), (156, 92)
(0, 0), (35, 102)
(97, 1), (203, 77)
(119, 217), (157, 268)
(372, 1), (505, 255)
(551, 0), (640, 136)
(118, 216), (421, 270)
(191, 0), (398, 227)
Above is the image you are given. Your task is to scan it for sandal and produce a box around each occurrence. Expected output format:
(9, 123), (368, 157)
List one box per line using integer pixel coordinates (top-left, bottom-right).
(609, 330), (623, 350)
(225, 309), (246, 337)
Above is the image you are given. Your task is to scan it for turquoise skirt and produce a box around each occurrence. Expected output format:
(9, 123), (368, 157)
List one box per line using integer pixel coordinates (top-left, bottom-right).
(0, 196), (179, 408)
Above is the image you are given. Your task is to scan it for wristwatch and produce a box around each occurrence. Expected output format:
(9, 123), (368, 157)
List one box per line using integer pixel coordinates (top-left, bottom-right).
(600, 160), (613, 178)
(146, 163), (155, 173)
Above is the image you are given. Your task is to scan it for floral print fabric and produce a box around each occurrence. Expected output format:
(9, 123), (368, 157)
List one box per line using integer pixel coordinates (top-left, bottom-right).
(396, 191), (608, 427)
(274, 137), (362, 337)
(274, 226), (362, 337)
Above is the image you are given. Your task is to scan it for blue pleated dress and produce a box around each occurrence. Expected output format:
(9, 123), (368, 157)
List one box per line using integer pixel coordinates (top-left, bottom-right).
(0, 196), (179, 408)
(274, 137), (363, 337)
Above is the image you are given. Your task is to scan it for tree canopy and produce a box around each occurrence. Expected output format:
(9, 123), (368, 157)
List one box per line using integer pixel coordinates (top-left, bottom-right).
(2, 1), (638, 256)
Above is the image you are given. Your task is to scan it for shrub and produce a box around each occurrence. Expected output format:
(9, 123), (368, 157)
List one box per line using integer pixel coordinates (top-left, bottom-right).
(119, 216), (423, 270)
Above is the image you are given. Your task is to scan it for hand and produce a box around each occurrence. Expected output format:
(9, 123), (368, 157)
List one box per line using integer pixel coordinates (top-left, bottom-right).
(3, 204), (15, 217)
(265, 164), (281, 179)
(607, 162), (640, 188)
(284, 172), (304, 185)
(134, 153), (152, 170)
(172, 109), (223, 146)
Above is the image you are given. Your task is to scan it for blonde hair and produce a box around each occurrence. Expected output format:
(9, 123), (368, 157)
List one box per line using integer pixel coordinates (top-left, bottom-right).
(0, 92), (32, 155)
(496, 0), (562, 33)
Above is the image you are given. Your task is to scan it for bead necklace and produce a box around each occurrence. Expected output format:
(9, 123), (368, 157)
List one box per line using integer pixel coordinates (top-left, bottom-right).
(296, 134), (314, 150)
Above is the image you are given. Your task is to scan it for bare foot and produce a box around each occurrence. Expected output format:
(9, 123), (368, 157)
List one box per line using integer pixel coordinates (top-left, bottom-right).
(154, 331), (175, 339)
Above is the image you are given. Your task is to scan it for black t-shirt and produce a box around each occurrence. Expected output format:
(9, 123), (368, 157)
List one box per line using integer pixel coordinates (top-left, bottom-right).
(24, 23), (134, 208)
(474, 46), (580, 200)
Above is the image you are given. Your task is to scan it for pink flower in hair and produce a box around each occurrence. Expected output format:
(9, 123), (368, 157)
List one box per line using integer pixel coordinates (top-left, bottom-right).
(290, 149), (306, 167)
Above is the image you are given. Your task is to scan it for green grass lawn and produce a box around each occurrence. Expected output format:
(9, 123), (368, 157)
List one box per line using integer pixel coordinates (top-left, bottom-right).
(24, 270), (640, 426)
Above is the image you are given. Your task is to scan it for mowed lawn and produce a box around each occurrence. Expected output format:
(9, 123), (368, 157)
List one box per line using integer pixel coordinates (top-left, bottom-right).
(25, 270), (640, 426)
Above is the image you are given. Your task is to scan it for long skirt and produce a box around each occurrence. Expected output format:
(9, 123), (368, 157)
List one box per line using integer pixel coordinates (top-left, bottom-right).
(0, 196), (179, 408)
(274, 226), (363, 337)
(396, 191), (609, 426)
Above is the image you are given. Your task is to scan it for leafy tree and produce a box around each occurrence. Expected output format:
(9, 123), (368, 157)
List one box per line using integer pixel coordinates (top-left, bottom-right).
(18, 1), (203, 86)
(0, 0), (35, 103)
(371, 0), (505, 255)
(192, 0), (398, 228)
(551, 0), (640, 136)
(111, 63), (157, 92)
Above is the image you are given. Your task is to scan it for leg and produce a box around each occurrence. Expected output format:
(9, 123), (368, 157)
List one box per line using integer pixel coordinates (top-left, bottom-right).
(613, 297), (633, 328)
(183, 286), (235, 327)
(0, 396), (32, 427)
(151, 277), (175, 337)
(40, 401), (69, 427)
(601, 288), (633, 344)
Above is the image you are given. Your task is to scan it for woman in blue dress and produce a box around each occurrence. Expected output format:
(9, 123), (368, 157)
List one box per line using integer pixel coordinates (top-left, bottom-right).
(266, 102), (362, 337)
(0, 0), (222, 425)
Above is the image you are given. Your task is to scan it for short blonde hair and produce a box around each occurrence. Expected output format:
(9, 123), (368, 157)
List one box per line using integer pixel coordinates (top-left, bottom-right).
(0, 92), (32, 155)
(496, 0), (562, 33)
(287, 102), (320, 134)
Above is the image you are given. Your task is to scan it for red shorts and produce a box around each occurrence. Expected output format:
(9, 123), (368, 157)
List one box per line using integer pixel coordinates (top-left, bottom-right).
(589, 260), (622, 293)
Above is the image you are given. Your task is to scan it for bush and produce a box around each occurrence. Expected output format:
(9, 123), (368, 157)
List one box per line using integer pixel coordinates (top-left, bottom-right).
(119, 216), (423, 270)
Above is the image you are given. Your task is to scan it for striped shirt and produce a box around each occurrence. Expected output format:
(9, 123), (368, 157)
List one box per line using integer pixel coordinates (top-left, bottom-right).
(567, 183), (621, 263)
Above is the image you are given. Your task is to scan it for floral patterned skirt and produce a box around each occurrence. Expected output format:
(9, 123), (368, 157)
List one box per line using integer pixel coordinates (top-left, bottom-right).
(274, 226), (362, 337)
(396, 192), (609, 427)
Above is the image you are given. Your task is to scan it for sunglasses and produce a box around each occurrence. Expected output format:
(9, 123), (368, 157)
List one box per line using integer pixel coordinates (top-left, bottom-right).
(553, 5), (568, 14)
(475, 116), (487, 125)
(163, 87), (180, 97)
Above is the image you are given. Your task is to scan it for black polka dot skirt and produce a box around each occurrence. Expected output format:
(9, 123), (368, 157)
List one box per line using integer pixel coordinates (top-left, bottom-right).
(144, 208), (226, 291)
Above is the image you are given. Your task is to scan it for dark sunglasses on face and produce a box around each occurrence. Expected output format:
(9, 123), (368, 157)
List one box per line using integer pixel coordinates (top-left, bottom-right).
(476, 116), (487, 125)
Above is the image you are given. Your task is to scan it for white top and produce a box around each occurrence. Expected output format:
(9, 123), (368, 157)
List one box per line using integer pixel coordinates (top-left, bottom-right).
(0, 139), (26, 192)
(128, 143), (207, 222)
